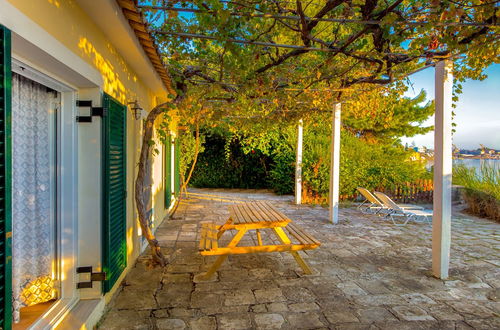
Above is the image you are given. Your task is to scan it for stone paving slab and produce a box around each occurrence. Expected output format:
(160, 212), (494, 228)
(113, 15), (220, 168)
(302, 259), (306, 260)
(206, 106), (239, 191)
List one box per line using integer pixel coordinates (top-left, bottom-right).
(98, 188), (500, 329)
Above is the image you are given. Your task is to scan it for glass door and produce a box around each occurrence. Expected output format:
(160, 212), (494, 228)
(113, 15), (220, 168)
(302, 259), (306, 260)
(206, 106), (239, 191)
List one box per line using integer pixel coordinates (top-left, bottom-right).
(11, 72), (59, 328)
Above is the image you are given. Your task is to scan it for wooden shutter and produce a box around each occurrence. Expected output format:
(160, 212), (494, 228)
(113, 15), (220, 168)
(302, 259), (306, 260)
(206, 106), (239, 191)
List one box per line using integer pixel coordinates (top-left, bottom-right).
(174, 138), (180, 195)
(164, 135), (171, 208)
(0, 25), (12, 329)
(102, 93), (127, 293)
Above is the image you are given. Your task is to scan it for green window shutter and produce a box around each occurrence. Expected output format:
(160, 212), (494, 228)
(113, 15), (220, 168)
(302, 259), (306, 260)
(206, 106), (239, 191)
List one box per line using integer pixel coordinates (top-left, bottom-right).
(174, 138), (180, 195)
(164, 135), (171, 208)
(102, 93), (127, 293)
(0, 25), (12, 330)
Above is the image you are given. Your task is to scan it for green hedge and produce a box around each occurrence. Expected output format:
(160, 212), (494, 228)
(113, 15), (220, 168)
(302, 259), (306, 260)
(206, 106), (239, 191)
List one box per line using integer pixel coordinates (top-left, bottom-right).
(190, 127), (430, 200)
(189, 133), (271, 189)
(266, 132), (429, 198)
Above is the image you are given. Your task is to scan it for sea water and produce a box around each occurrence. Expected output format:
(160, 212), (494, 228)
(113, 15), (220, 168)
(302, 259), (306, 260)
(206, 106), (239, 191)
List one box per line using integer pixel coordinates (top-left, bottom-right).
(453, 159), (500, 172)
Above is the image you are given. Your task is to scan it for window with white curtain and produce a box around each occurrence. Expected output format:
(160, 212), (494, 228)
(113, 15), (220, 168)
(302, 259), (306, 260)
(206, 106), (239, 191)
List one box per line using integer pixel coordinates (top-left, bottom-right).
(11, 72), (59, 324)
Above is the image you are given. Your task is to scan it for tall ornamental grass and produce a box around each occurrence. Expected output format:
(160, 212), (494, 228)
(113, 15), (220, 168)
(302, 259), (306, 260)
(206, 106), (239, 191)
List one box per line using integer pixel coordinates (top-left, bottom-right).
(453, 164), (500, 221)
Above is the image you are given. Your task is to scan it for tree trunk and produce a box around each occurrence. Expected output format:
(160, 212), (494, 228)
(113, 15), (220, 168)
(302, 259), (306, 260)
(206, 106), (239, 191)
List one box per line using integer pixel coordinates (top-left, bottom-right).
(135, 102), (172, 266)
(169, 119), (201, 219)
(183, 119), (201, 189)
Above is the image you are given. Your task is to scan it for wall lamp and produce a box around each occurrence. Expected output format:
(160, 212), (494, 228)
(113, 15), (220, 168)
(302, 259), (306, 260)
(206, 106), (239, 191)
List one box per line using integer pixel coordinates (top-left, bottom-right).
(128, 100), (144, 120)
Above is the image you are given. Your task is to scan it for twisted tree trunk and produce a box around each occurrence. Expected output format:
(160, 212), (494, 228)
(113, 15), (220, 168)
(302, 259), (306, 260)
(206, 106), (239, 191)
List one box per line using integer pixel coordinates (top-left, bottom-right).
(169, 118), (201, 219)
(183, 119), (201, 190)
(135, 67), (200, 266)
(135, 101), (174, 266)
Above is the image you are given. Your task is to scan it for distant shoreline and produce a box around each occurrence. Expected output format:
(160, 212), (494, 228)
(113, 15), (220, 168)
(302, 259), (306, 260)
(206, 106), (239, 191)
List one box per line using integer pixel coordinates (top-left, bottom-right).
(453, 156), (500, 160)
(422, 156), (500, 161)
(426, 158), (500, 170)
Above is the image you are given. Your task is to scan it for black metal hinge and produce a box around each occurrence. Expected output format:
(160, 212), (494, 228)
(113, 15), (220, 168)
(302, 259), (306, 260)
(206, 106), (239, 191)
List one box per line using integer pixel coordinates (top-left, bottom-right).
(76, 266), (106, 289)
(76, 100), (107, 122)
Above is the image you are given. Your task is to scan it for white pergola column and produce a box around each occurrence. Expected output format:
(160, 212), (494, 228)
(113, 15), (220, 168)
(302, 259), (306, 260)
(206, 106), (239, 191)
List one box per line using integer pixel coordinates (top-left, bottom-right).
(432, 60), (453, 279)
(329, 103), (341, 224)
(171, 135), (176, 196)
(295, 119), (303, 204)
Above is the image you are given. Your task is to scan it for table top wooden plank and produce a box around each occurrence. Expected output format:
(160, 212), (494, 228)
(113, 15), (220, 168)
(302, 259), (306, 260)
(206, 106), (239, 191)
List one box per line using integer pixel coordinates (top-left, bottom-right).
(262, 201), (286, 221)
(228, 205), (237, 223)
(218, 222), (290, 231)
(229, 204), (243, 223)
(244, 202), (270, 223)
(229, 201), (290, 225)
(251, 201), (275, 221)
(232, 204), (248, 224)
(244, 202), (267, 223)
(240, 203), (259, 223)
(258, 201), (288, 221)
(252, 201), (274, 221)
(254, 201), (281, 222)
(230, 203), (246, 224)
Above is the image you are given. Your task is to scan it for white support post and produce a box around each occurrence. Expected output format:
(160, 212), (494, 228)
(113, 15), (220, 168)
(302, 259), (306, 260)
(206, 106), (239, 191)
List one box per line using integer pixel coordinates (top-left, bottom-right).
(295, 119), (303, 204)
(329, 103), (341, 224)
(432, 60), (453, 279)
(171, 136), (176, 197)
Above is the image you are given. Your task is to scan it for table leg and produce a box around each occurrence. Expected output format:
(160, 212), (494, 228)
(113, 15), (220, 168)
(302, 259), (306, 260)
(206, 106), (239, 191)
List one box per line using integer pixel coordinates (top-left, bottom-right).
(256, 229), (263, 246)
(217, 217), (233, 239)
(289, 251), (313, 275)
(202, 255), (228, 279)
(272, 227), (313, 275)
(200, 228), (247, 280)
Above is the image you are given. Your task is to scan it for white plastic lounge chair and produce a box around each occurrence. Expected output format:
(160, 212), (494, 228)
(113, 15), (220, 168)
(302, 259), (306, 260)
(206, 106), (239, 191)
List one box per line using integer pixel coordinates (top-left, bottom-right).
(357, 187), (424, 214)
(374, 191), (432, 225)
(356, 187), (386, 214)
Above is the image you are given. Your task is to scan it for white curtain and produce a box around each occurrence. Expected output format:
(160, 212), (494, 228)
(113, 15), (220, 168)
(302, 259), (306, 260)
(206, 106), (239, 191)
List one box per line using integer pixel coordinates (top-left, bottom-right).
(11, 73), (57, 323)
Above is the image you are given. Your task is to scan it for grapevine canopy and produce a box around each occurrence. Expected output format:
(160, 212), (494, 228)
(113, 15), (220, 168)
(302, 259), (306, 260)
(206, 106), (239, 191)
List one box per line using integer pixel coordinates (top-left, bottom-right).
(139, 0), (499, 130)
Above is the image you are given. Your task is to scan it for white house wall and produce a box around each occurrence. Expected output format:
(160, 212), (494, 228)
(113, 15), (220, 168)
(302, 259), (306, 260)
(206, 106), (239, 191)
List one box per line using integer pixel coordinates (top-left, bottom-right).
(1, 0), (173, 327)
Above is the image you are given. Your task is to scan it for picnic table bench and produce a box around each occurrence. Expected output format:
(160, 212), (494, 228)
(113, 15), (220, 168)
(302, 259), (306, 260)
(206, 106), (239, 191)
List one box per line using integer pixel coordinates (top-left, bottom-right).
(196, 201), (320, 281)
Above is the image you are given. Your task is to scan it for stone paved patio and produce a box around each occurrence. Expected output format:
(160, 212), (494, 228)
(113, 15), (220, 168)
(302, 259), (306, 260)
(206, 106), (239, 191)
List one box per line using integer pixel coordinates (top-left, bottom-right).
(98, 189), (500, 329)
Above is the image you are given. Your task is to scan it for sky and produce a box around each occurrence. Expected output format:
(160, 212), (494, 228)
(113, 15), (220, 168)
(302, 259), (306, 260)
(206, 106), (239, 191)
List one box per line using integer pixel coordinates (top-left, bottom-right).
(401, 64), (500, 150)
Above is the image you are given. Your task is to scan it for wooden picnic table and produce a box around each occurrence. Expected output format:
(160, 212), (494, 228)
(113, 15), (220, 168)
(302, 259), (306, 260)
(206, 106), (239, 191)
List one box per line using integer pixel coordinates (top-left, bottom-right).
(196, 201), (320, 281)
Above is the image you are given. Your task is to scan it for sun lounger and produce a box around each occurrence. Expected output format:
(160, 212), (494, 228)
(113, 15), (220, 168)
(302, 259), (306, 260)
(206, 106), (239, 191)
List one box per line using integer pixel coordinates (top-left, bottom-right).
(356, 187), (387, 214)
(373, 191), (432, 225)
(357, 187), (424, 214)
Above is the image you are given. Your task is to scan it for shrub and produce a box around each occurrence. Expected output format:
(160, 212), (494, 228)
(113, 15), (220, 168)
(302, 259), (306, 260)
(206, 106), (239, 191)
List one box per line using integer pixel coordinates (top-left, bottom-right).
(189, 132), (271, 189)
(301, 129), (429, 199)
(453, 164), (500, 221)
(454, 164), (500, 200)
(189, 126), (430, 202)
(268, 152), (295, 195)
